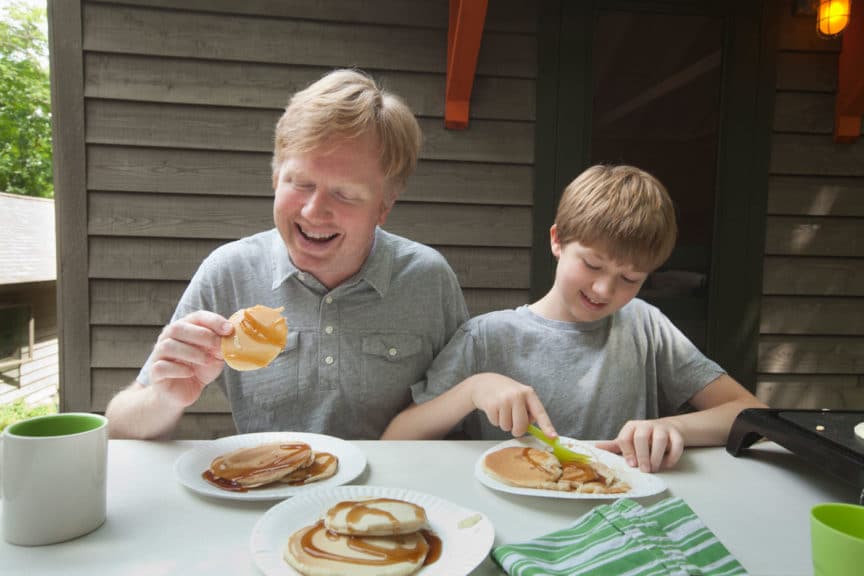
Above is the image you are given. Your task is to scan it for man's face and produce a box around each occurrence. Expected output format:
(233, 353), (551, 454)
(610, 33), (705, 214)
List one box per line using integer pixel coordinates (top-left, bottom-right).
(548, 225), (648, 323)
(272, 133), (391, 289)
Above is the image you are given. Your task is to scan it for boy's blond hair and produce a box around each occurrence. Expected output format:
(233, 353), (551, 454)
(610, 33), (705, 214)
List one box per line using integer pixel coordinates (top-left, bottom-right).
(272, 69), (422, 206)
(555, 165), (677, 272)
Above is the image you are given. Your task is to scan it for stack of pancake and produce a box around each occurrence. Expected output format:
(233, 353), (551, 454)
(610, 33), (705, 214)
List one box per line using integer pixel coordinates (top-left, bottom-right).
(483, 446), (630, 494)
(203, 441), (338, 492)
(284, 498), (441, 576)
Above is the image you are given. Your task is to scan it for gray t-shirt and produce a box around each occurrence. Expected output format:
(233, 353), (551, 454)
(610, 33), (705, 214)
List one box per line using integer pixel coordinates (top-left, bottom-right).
(138, 227), (469, 439)
(411, 300), (724, 440)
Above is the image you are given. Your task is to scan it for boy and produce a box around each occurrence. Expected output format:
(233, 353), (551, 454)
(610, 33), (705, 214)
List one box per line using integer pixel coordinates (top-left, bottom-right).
(382, 165), (765, 472)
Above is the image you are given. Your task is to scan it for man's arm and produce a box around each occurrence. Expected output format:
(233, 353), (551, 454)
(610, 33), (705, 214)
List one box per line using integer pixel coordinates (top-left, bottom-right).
(105, 381), (186, 439)
(105, 310), (231, 439)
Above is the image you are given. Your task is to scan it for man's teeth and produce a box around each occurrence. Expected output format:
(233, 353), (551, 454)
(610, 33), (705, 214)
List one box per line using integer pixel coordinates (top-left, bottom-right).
(301, 228), (336, 240)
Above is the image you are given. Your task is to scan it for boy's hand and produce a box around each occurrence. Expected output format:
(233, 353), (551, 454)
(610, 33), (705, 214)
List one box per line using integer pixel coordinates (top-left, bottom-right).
(596, 419), (684, 473)
(149, 310), (232, 408)
(469, 373), (556, 438)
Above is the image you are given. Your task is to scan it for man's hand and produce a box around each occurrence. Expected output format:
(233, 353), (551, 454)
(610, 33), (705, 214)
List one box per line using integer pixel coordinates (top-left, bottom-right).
(148, 310), (232, 407)
(469, 373), (556, 438)
(596, 419), (684, 473)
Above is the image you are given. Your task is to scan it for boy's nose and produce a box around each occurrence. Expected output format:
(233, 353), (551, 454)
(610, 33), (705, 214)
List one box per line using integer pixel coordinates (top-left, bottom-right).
(593, 276), (615, 298)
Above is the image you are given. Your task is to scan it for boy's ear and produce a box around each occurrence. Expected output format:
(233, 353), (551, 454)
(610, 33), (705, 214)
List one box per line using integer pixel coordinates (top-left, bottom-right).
(549, 224), (562, 259)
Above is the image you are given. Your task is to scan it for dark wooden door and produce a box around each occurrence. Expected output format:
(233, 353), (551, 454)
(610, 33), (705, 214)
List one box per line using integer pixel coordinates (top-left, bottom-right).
(532, 0), (780, 387)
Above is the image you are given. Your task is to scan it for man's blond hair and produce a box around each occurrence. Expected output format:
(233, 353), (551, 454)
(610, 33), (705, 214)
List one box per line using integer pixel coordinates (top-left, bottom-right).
(555, 165), (677, 272)
(272, 69), (422, 205)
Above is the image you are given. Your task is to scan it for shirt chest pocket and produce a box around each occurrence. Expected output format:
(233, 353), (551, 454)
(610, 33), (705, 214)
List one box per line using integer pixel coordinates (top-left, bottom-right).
(361, 333), (429, 399)
(235, 331), (301, 412)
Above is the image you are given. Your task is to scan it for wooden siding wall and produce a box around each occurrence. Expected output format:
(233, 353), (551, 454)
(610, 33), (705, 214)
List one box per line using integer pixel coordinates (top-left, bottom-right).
(64, 0), (537, 437)
(757, 4), (864, 409)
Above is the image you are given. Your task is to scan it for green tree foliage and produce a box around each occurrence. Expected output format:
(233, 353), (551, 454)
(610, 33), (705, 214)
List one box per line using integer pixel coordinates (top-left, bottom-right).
(0, 1), (52, 198)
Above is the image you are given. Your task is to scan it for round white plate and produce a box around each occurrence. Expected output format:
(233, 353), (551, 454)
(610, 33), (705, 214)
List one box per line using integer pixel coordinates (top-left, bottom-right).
(175, 432), (367, 501)
(474, 437), (667, 500)
(250, 485), (495, 576)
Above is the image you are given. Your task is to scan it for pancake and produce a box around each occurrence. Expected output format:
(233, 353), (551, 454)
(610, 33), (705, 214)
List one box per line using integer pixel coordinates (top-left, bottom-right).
(482, 446), (569, 491)
(206, 442), (313, 489)
(484, 446), (631, 494)
(222, 304), (287, 371)
(566, 460), (631, 494)
(324, 498), (428, 537)
(279, 452), (339, 485)
(284, 520), (428, 576)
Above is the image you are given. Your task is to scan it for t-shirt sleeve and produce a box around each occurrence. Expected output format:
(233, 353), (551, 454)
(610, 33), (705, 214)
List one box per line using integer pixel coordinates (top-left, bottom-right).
(650, 306), (725, 411)
(410, 322), (478, 404)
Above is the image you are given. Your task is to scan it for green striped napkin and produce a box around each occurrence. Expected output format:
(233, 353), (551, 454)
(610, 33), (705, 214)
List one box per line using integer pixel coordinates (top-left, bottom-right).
(492, 497), (747, 576)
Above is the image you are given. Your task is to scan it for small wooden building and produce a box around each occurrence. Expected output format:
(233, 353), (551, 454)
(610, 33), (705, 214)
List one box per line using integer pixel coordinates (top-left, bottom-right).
(0, 192), (59, 406)
(48, 0), (863, 438)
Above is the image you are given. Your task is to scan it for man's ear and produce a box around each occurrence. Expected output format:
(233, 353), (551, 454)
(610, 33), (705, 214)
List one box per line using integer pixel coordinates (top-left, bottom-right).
(550, 224), (562, 259)
(272, 169), (279, 190)
(377, 201), (394, 226)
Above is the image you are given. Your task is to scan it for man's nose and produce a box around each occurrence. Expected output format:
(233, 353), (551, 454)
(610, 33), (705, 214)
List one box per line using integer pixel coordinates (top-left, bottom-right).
(302, 189), (331, 219)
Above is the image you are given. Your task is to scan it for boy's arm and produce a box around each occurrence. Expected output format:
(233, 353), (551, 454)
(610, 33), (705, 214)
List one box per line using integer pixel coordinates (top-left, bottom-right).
(661, 373), (767, 446)
(381, 378), (478, 439)
(382, 373), (556, 440)
(597, 374), (766, 472)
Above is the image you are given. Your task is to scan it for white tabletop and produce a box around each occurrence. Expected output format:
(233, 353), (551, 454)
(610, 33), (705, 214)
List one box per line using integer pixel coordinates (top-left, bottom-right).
(1, 439), (859, 575)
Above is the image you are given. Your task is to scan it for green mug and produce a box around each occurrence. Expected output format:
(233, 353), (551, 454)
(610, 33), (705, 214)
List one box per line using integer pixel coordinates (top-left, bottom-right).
(811, 502), (864, 576)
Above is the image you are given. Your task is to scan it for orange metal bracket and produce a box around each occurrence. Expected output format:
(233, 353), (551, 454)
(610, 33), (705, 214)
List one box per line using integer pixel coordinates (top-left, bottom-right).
(835, 0), (863, 142)
(445, 0), (488, 130)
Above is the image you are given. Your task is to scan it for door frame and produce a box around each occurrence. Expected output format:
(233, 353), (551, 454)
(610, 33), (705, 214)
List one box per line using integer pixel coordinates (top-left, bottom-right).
(532, 0), (781, 388)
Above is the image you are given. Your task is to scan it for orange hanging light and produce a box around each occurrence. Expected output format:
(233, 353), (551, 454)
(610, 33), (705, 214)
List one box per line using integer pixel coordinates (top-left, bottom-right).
(817, 0), (851, 38)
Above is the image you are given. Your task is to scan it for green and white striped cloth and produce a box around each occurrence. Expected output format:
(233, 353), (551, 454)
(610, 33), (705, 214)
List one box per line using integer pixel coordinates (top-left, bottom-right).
(492, 497), (747, 576)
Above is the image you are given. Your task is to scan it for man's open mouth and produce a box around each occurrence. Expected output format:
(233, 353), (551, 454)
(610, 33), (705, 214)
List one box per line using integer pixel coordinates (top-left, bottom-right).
(297, 224), (338, 244)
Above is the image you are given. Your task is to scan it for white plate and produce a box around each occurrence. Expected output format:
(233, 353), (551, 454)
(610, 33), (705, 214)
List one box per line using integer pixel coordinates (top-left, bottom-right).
(474, 437), (667, 499)
(175, 432), (367, 501)
(250, 485), (495, 576)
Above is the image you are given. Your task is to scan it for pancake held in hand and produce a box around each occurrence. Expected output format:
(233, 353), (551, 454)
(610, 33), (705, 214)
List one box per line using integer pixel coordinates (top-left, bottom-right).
(279, 452), (339, 485)
(204, 442), (313, 490)
(222, 304), (287, 371)
(284, 520), (429, 576)
(483, 446), (631, 494)
(324, 498), (429, 536)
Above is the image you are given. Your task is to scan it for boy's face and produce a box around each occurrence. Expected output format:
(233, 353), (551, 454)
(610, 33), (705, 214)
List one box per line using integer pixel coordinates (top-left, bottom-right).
(272, 131), (392, 289)
(547, 225), (649, 323)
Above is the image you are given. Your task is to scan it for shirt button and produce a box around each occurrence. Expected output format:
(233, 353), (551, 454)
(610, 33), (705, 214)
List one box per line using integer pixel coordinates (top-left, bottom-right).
(324, 355), (334, 365)
(324, 326), (334, 335)
(298, 272), (305, 280)
(388, 347), (398, 357)
(325, 296), (333, 304)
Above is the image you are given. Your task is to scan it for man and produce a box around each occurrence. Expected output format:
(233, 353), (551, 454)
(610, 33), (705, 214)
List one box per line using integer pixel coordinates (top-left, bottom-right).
(106, 69), (469, 439)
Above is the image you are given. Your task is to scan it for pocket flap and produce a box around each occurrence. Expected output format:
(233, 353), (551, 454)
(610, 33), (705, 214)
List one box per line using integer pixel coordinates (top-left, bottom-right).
(362, 334), (423, 361)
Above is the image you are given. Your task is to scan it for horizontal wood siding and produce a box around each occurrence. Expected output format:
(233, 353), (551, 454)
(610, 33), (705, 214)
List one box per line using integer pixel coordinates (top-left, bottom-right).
(74, 0), (538, 437)
(759, 2), (864, 409)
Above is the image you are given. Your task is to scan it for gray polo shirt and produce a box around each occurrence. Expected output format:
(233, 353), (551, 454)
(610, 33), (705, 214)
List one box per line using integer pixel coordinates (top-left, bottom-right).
(138, 227), (468, 439)
(412, 301), (724, 440)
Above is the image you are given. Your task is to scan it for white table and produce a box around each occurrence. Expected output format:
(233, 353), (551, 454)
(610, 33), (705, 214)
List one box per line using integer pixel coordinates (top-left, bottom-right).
(1, 440), (859, 575)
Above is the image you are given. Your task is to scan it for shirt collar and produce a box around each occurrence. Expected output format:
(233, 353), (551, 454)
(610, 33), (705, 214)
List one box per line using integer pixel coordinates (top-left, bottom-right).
(270, 227), (393, 296)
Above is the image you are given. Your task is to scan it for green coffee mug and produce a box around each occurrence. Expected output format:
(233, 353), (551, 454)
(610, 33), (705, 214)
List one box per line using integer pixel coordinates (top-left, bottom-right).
(811, 502), (864, 576)
(2, 413), (108, 546)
